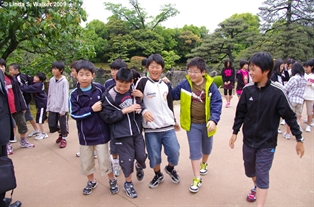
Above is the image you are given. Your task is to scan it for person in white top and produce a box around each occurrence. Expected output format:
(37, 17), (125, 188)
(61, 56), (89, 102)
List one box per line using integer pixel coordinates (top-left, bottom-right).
(303, 59), (314, 132)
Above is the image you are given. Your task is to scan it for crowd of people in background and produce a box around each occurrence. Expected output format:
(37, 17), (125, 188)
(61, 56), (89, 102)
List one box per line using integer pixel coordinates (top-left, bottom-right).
(0, 53), (313, 207)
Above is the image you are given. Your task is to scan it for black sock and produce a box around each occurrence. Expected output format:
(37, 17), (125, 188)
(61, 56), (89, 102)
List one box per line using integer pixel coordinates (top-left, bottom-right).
(155, 170), (161, 176)
(166, 165), (174, 172)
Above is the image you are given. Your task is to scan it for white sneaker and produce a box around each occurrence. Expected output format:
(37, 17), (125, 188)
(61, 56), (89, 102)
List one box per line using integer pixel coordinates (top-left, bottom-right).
(76, 152), (80, 157)
(35, 133), (48, 140)
(280, 120), (286, 125)
(305, 125), (311, 132)
(283, 132), (291, 140)
(28, 130), (40, 137)
(310, 122), (314, 127)
(277, 128), (283, 134)
(112, 162), (120, 177)
(10, 136), (17, 143)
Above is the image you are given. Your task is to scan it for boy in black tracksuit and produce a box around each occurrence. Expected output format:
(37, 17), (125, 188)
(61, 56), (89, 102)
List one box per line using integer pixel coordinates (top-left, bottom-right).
(229, 52), (304, 207)
(100, 67), (147, 199)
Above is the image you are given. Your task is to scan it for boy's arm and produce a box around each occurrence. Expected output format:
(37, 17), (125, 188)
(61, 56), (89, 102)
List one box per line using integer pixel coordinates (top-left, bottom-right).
(99, 94), (125, 124)
(232, 89), (247, 135)
(283, 78), (295, 92)
(69, 91), (94, 120)
(20, 83), (41, 94)
(46, 79), (52, 111)
(171, 80), (184, 101)
(60, 80), (69, 115)
(236, 73), (244, 88)
(209, 83), (222, 124)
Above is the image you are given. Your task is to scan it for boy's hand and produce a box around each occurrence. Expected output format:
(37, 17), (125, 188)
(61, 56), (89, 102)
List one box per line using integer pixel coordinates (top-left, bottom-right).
(122, 104), (141, 114)
(174, 122), (181, 131)
(206, 120), (216, 132)
(229, 134), (237, 149)
(143, 111), (154, 122)
(131, 89), (143, 99)
(296, 142), (305, 158)
(92, 101), (102, 112)
(161, 77), (170, 84)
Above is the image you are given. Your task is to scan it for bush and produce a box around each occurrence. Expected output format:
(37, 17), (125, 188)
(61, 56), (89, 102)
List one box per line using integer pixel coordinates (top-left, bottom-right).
(129, 56), (146, 71)
(213, 75), (223, 88)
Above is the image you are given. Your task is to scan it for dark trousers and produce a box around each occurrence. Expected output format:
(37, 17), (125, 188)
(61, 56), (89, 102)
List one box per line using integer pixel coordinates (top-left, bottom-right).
(48, 112), (68, 136)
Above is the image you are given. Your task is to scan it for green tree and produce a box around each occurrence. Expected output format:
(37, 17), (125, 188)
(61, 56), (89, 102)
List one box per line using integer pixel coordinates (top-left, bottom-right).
(104, 0), (179, 30)
(161, 50), (180, 70)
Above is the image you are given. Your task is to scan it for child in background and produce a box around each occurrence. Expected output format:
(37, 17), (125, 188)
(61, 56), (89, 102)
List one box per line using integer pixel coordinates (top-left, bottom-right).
(47, 61), (69, 148)
(221, 59), (235, 107)
(69, 60), (118, 195)
(283, 63), (307, 139)
(20, 72), (48, 140)
(170, 57), (222, 193)
(101, 67), (147, 198)
(236, 60), (249, 100)
(229, 52), (304, 207)
(104, 59), (128, 177)
(303, 59), (314, 132)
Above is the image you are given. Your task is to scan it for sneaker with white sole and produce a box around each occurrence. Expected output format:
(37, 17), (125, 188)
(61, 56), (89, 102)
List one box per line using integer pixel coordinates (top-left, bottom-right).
(283, 132), (291, 140)
(123, 182), (137, 198)
(277, 128), (283, 134)
(305, 125), (311, 132)
(28, 130), (40, 137)
(35, 133), (48, 140)
(164, 166), (180, 184)
(280, 120), (286, 125)
(149, 173), (164, 188)
(20, 140), (35, 148)
(10, 136), (17, 143)
(83, 180), (98, 195)
(200, 162), (208, 175)
(112, 162), (120, 177)
(189, 177), (202, 193)
(310, 122), (314, 127)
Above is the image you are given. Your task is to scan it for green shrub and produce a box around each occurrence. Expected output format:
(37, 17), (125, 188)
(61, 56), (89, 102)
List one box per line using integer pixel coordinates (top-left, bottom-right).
(129, 56), (146, 71)
(213, 75), (223, 88)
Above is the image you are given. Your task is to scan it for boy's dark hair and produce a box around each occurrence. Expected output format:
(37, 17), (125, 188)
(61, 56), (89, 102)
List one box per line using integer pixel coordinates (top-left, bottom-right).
(291, 62), (304, 77)
(52, 61), (65, 74)
(141, 58), (147, 67)
(8, 63), (20, 71)
(304, 59), (314, 67)
(70, 60), (80, 70)
(116, 67), (133, 83)
(131, 68), (141, 85)
(35, 72), (47, 82)
(239, 59), (249, 69)
(75, 60), (96, 74)
(249, 52), (274, 78)
(187, 57), (207, 72)
(273, 58), (284, 75)
(0, 58), (6, 67)
(285, 58), (295, 66)
(146, 54), (164, 68)
(109, 59), (127, 70)
(224, 59), (232, 68)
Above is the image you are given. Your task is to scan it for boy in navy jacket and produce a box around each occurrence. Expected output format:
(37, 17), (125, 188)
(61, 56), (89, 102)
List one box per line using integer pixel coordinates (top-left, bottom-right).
(69, 60), (118, 195)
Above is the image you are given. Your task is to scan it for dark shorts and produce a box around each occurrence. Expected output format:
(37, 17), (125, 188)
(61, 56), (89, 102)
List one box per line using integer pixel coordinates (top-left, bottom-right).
(242, 143), (275, 189)
(113, 134), (147, 177)
(36, 107), (47, 124)
(223, 88), (233, 96)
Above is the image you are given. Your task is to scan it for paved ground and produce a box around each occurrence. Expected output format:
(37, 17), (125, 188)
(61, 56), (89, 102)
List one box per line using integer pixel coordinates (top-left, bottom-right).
(7, 97), (314, 207)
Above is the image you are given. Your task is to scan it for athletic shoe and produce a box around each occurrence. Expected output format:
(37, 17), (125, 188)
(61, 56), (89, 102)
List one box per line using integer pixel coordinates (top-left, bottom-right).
(310, 122), (314, 127)
(35, 133), (48, 140)
(109, 178), (119, 194)
(10, 137), (17, 143)
(112, 162), (120, 177)
(6, 143), (14, 155)
(123, 182), (137, 198)
(76, 152), (80, 157)
(28, 130), (40, 137)
(246, 189), (256, 202)
(277, 128), (283, 134)
(135, 162), (144, 181)
(164, 166), (180, 184)
(189, 177), (202, 193)
(200, 162), (208, 175)
(59, 139), (67, 148)
(20, 140), (35, 148)
(55, 136), (62, 143)
(283, 132), (291, 140)
(280, 120), (286, 125)
(149, 173), (164, 188)
(83, 180), (98, 195)
(305, 125), (311, 132)
(226, 102), (230, 108)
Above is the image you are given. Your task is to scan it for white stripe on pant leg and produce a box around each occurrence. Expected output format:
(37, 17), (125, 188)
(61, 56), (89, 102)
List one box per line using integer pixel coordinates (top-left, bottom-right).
(39, 107), (44, 124)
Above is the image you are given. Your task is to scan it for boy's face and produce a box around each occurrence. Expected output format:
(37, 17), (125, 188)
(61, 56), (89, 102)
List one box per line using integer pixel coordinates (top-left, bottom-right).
(147, 61), (163, 81)
(249, 64), (269, 84)
(71, 67), (77, 79)
(8, 66), (18, 76)
(110, 68), (119, 80)
(52, 67), (62, 77)
(77, 69), (95, 88)
(115, 80), (131, 94)
(187, 66), (205, 84)
(33, 76), (40, 83)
